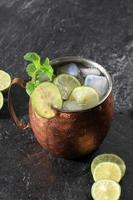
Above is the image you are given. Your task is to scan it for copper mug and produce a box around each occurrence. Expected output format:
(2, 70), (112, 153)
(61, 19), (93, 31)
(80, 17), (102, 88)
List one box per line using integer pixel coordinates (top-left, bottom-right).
(8, 57), (113, 159)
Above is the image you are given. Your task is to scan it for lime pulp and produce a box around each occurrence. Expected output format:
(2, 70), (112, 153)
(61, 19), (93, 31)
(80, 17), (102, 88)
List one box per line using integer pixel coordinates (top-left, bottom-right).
(91, 154), (126, 177)
(0, 70), (11, 91)
(91, 180), (121, 200)
(93, 162), (122, 182)
(69, 86), (99, 109)
(53, 74), (81, 100)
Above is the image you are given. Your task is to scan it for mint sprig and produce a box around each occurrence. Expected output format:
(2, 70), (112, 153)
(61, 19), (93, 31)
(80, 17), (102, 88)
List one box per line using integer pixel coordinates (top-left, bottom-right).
(24, 52), (54, 96)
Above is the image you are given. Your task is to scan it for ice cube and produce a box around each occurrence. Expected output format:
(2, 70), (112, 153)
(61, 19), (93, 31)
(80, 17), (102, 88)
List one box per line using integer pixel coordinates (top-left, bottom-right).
(63, 101), (84, 111)
(80, 67), (101, 77)
(84, 75), (108, 98)
(57, 63), (80, 77)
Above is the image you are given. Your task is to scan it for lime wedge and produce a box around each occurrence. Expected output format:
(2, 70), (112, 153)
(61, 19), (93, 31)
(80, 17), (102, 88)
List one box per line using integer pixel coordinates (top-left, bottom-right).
(31, 82), (62, 119)
(0, 70), (11, 91)
(0, 92), (4, 110)
(91, 180), (121, 200)
(53, 74), (81, 100)
(69, 86), (99, 109)
(91, 154), (126, 178)
(93, 162), (122, 182)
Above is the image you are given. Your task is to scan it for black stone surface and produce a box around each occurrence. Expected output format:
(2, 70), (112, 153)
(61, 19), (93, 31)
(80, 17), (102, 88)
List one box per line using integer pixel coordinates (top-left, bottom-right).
(0, 0), (133, 199)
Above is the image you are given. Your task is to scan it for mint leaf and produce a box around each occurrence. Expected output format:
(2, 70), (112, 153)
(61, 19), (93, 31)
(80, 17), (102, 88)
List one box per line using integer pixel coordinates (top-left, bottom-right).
(26, 80), (40, 96)
(42, 57), (54, 80)
(43, 63), (53, 74)
(24, 52), (40, 68)
(43, 57), (50, 66)
(24, 52), (54, 96)
(34, 80), (40, 87)
(26, 81), (35, 96)
(26, 63), (36, 77)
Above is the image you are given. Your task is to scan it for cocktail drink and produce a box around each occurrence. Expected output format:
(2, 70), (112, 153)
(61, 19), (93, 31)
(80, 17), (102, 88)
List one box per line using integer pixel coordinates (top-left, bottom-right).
(8, 55), (113, 159)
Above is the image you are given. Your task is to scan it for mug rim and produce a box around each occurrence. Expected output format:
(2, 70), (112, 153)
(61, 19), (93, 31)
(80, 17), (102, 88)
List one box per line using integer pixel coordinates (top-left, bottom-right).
(51, 56), (112, 113)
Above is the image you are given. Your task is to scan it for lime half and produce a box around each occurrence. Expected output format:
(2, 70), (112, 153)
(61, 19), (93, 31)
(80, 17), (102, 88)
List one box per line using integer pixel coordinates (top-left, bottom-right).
(53, 74), (81, 100)
(31, 82), (62, 119)
(91, 154), (126, 178)
(69, 86), (99, 109)
(0, 92), (4, 110)
(93, 162), (122, 182)
(91, 180), (121, 200)
(0, 70), (11, 91)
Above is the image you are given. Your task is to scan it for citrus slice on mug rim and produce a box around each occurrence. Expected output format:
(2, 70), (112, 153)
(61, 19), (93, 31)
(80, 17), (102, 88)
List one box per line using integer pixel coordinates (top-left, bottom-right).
(31, 82), (62, 119)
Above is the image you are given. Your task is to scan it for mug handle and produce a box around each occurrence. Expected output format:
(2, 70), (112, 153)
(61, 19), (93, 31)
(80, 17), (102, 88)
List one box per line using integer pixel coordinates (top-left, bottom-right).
(8, 78), (30, 130)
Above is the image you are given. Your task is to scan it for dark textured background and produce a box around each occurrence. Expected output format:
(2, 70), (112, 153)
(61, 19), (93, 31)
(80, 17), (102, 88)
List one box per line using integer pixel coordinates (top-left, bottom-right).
(0, 0), (133, 199)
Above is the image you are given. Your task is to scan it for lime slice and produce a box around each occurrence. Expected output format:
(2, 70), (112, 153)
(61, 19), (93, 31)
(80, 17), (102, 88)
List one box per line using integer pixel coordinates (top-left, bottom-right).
(69, 86), (99, 109)
(0, 70), (11, 91)
(31, 82), (62, 119)
(53, 74), (81, 100)
(91, 154), (126, 178)
(93, 162), (122, 182)
(0, 92), (4, 110)
(91, 180), (121, 200)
